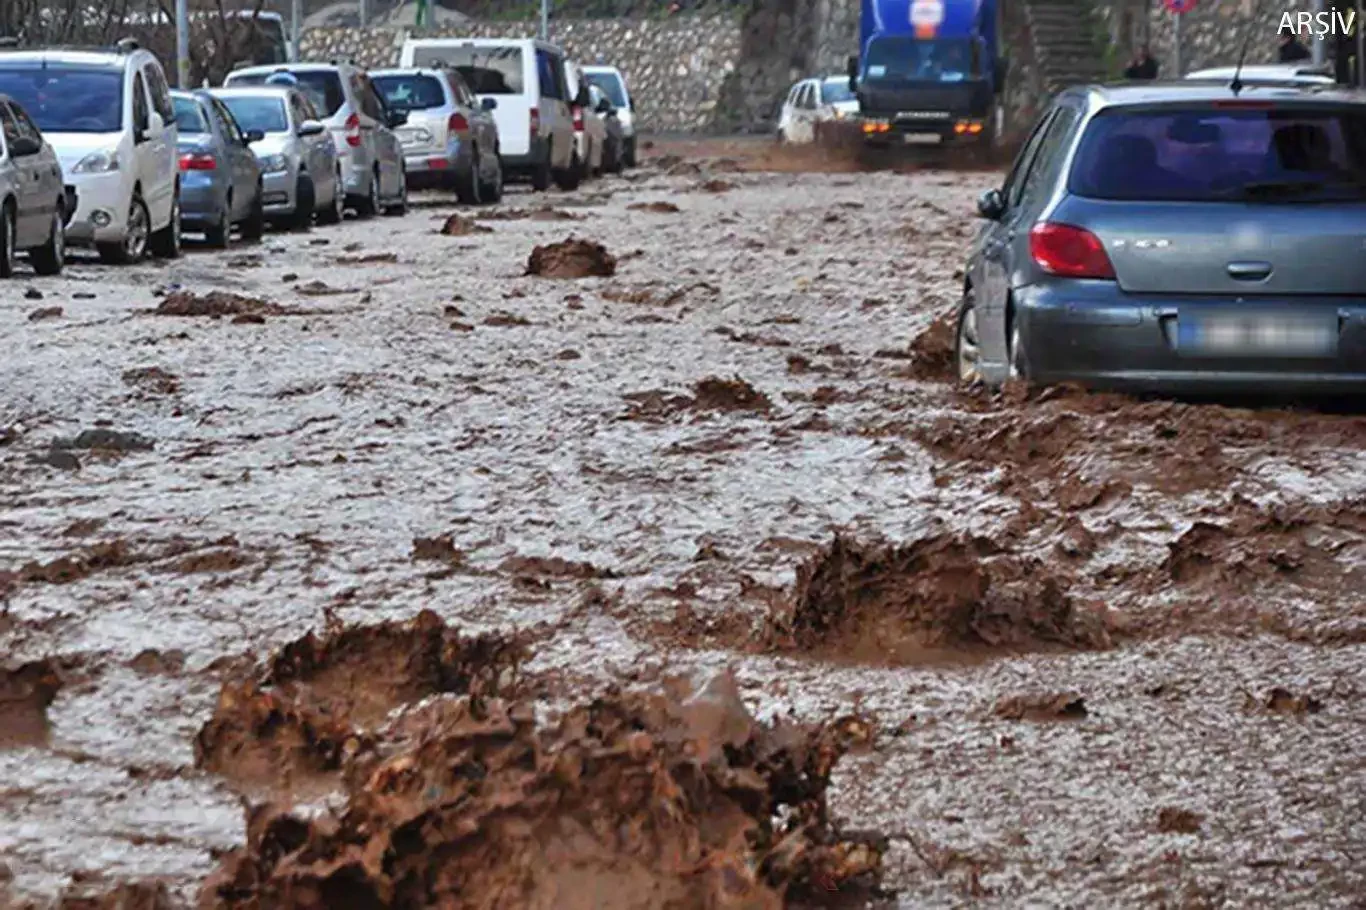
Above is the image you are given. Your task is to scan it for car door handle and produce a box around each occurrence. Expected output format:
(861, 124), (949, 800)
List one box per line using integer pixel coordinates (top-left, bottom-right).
(1227, 260), (1272, 281)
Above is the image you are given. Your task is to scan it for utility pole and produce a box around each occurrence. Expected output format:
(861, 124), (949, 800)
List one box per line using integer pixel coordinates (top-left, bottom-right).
(291, 0), (302, 61)
(540, 0), (549, 40)
(1173, 10), (1181, 78)
(359, 0), (369, 28)
(175, 0), (189, 88)
(1312, 0), (1326, 64)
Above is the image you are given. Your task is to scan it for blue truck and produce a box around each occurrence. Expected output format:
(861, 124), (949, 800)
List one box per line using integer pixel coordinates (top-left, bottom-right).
(847, 0), (1007, 147)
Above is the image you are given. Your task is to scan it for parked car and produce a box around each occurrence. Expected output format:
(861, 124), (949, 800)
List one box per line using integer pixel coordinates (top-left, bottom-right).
(778, 75), (859, 143)
(565, 61), (603, 180)
(1184, 64), (1335, 87)
(957, 81), (1366, 395)
(590, 84), (625, 174)
(371, 66), (503, 204)
(399, 37), (577, 191)
(170, 90), (264, 247)
(0, 43), (181, 264)
(210, 84), (344, 228)
(225, 62), (408, 217)
(0, 95), (68, 276)
(582, 64), (637, 167)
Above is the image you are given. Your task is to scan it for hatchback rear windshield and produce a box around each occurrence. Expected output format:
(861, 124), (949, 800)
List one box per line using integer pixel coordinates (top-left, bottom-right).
(373, 74), (445, 111)
(172, 95), (208, 133)
(1069, 105), (1366, 202)
(229, 70), (344, 118)
(219, 96), (288, 133)
(0, 65), (123, 133)
(585, 71), (626, 107)
(409, 46), (523, 94)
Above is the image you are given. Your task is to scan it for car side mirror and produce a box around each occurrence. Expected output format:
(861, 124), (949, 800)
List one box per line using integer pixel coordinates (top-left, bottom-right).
(977, 188), (1006, 220)
(8, 135), (41, 157)
(480, 97), (497, 111)
(386, 109), (408, 128)
(244, 128), (265, 144)
(298, 119), (325, 137)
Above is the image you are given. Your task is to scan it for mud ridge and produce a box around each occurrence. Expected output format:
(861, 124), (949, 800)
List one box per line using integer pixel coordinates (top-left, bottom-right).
(526, 238), (617, 278)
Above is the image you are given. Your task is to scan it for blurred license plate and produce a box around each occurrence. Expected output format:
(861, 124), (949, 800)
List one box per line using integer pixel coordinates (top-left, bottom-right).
(1178, 314), (1337, 356)
(903, 133), (942, 145)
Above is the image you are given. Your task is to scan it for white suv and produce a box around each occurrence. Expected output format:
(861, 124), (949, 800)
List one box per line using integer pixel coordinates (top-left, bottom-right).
(0, 42), (181, 263)
(582, 65), (636, 167)
(400, 37), (578, 191)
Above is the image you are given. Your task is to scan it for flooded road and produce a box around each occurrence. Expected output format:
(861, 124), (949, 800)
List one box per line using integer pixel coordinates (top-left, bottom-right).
(2, 143), (1365, 907)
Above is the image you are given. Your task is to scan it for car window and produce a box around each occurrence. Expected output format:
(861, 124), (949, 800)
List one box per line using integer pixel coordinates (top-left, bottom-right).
(10, 102), (41, 142)
(212, 98), (246, 143)
(536, 50), (564, 101)
(132, 72), (149, 133)
(1069, 105), (1366, 202)
(0, 103), (19, 151)
(1004, 108), (1056, 208)
(350, 73), (384, 120)
(410, 45), (523, 94)
(373, 74), (446, 111)
(446, 70), (474, 106)
(1016, 106), (1079, 210)
(172, 95), (209, 133)
(821, 78), (854, 104)
(145, 64), (174, 122)
(297, 92), (321, 121)
(586, 71), (627, 108)
(221, 95), (290, 134)
(0, 65), (125, 133)
(229, 69), (346, 118)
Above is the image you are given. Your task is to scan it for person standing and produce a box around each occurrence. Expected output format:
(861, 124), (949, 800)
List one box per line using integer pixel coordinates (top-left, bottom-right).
(1124, 45), (1159, 79)
(1279, 32), (1313, 62)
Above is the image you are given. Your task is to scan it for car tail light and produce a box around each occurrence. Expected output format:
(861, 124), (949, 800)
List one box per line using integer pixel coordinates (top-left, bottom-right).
(448, 111), (470, 134)
(344, 112), (361, 147)
(1029, 223), (1115, 279)
(178, 152), (216, 171)
(572, 106), (584, 132)
(529, 106), (540, 136)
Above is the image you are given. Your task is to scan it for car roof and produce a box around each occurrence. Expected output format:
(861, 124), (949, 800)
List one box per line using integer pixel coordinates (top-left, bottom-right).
(0, 49), (133, 68)
(1066, 80), (1366, 108)
(582, 65), (622, 75)
(404, 36), (560, 53)
(821, 75), (850, 84)
(208, 85), (295, 99)
(231, 62), (353, 77)
(371, 67), (446, 77)
(1185, 63), (1334, 81)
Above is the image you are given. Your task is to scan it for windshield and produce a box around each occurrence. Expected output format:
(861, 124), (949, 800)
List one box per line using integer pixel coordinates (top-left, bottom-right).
(822, 77), (854, 103)
(228, 70), (344, 117)
(864, 37), (978, 83)
(0, 65), (123, 133)
(409, 46), (524, 94)
(585, 72), (627, 107)
(172, 95), (207, 134)
(373, 74), (446, 111)
(1069, 106), (1366, 202)
(219, 96), (289, 134)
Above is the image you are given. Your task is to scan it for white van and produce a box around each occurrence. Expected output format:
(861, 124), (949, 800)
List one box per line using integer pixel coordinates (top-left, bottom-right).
(399, 37), (580, 191)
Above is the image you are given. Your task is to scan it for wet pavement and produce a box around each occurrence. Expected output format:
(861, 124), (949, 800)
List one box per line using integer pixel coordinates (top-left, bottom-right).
(2, 142), (1365, 907)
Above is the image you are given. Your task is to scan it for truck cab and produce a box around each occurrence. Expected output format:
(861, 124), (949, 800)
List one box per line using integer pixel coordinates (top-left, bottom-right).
(849, 0), (1006, 147)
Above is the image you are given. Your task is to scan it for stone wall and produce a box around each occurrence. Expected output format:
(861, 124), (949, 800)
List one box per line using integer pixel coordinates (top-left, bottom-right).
(299, 16), (742, 132)
(1093, 0), (1319, 76)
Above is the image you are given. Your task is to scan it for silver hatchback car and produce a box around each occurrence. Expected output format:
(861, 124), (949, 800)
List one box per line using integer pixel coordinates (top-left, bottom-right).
(958, 81), (1366, 395)
(0, 93), (67, 276)
(210, 84), (344, 228)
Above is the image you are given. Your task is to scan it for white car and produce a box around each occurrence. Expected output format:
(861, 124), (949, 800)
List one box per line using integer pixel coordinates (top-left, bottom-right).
(400, 37), (578, 191)
(565, 60), (604, 180)
(0, 43), (181, 263)
(583, 64), (636, 167)
(1184, 63), (1336, 86)
(777, 75), (859, 144)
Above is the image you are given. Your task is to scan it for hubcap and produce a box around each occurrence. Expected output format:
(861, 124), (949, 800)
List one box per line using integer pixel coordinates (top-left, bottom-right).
(6, 212), (15, 266)
(52, 212), (64, 263)
(957, 307), (982, 383)
(171, 200), (181, 250)
(1008, 325), (1024, 381)
(126, 201), (148, 259)
(335, 173), (344, 216)
(370, 174), (379, 211)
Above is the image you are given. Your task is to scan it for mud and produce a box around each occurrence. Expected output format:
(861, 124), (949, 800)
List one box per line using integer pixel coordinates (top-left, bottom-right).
(0, 659), (63, 748)
(199, 670), (881, 910)
(525, 238), (617, 279)
(438, 213), (493, 236)
(155, 291), (281, 318)
(905, 307), (956, 381)
(626, 201), (680, 214)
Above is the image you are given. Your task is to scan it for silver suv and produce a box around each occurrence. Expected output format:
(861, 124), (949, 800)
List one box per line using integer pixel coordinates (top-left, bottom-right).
(225, 61), (407, 217)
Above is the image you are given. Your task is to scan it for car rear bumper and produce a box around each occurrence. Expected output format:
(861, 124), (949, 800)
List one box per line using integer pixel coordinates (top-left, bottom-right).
(261, 169), (297, 215)
(402, 140), (474, 180)
(177, 178), (223, 226)
(1017, 283), (1366, 394)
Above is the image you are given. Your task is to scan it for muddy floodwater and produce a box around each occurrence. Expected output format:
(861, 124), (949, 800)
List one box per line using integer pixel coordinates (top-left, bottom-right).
(2, 140), (1365, 908)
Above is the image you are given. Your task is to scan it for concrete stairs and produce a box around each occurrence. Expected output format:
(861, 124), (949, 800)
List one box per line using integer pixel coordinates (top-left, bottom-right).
(1023, 0), (1109, 94)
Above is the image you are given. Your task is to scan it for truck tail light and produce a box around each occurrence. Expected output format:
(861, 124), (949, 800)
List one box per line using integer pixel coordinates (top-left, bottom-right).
(529, 106), (540, 136)
(178, 152), (216, 171)
(344, 112), (361, 147)
(572, 106), (584, 132)
(448, 112), (469, 134)
(1029, 223), (1115, 279)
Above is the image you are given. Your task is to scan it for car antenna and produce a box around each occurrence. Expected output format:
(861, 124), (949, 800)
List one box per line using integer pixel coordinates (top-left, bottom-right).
(1230, 0), (1271, 95)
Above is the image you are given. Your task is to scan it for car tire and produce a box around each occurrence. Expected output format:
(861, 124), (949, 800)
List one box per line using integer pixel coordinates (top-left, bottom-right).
(150, 192), (181, 259)
(292, 176), (316, 230)
(479, 151), (504, 204)
(99, 192), (151, 265)
(623, 137), (636, 168)
(317, 168), (344, 225)
(205, 197), (231, 249)
(954, 289), (985, 386)
(242, 184), (266, 241)
(355, 167), (380, 217)
(30, 203), (65, 276)
(531, 144), (552, 192)
(554, 153), (582, 191)
(1008, 318), (1030, 382)
(384, 164), (408, 216)
(0, 201), (15, 279)
(456, 152), (482, 205)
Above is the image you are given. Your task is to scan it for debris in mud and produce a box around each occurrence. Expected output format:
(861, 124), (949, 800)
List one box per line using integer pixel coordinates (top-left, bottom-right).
(49, 879), (178, 909)
(994, 692), (1088, 722)
(601, 281), (714, 306)
(692, 375), (772, 412)
(627, 201), (681, 213)
(53, 428), (155, 453)
(295, 279), (356, 297)
(232, 313), (266, 325)
(499, 554), (616, 580)
(438, 213), (493, 236)
(198, 670), (882, 909)
(155, 290), (281, 318)
(16, 539), (137, 585)
(121, 366), (180, 396)
(335, 251), (398, 265)
(483, 311), (531, 327)
(476, 205), (583, 222)
(24, 287), (43, 300)
(27, 305), (63, 321)
(0, 658), (63, 748)
(766, 533), (1111, 661)
(411, 534), (464, 564)
(1156, 807), (1204, 835)
(31, 448), (81, 471)
(693, 178), (736, 193)
(906, 309), (957, 381)
(1261, 687), (1324, 715)
(526, 237), (617, 278)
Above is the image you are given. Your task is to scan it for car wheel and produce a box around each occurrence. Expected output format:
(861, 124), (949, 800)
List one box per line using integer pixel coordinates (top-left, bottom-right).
(355, 167), (380, 217)
(954, 290), (984, 385)
(623, 137), (636, 168)
(205, 198), (231, 249)
(99, 193), (150, 264)
(30, 203), (65, 276)
(531, 145), (552, 192)
(384, 164), (408, 215)
(479, 150), (504, 204)
(292, 176), (316, 230)
(242, 184), (266, 240)
(317, 168), (345, 225)
(456, 151), (482, 205)
(1008, 320), (1030, 382)
(150, 192), (182, 259)
(0, 201), (15, 279)
(554, 153), (582, 191)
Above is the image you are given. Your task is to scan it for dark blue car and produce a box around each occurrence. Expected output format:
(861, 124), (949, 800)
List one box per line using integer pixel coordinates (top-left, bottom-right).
(170, 90), (265, 247)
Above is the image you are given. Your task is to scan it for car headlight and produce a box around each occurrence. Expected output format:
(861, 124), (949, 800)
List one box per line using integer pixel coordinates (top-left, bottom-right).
(256, 153), (288, 174)
(71, 150), (120, 174)
(833, 109), (846, 120)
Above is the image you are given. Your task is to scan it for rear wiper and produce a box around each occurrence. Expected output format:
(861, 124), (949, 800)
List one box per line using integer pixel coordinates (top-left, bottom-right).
(1218, 177), (1366, 199)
